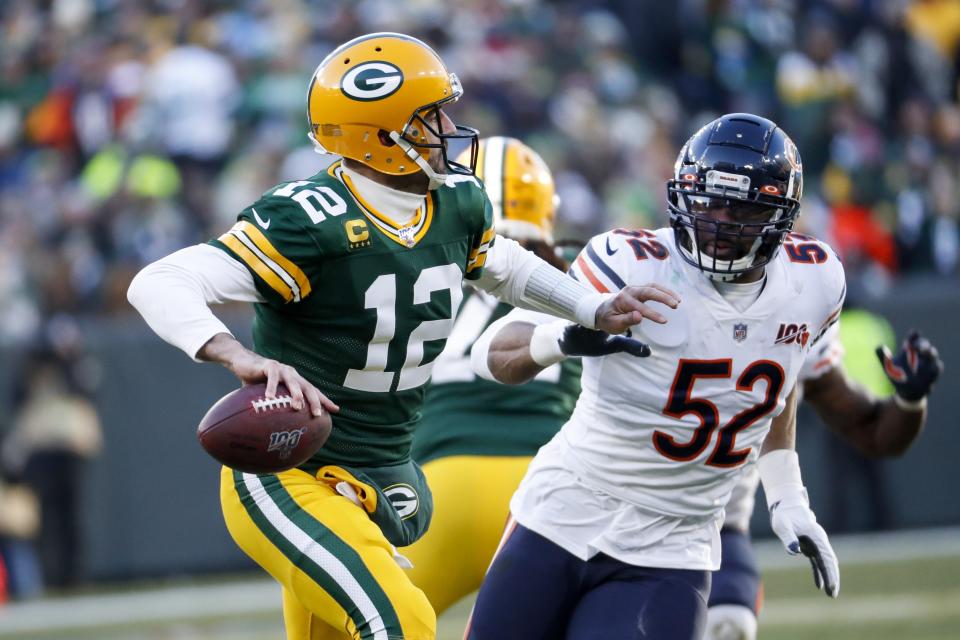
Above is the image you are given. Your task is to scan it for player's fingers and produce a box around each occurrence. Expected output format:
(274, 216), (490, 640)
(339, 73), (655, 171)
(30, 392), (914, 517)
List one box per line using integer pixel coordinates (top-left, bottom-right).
(821, 547), (839, 598)
(807, 556), (823, 591)
(614, 300), (667, 325)
(609, 336), (652, 358)
(639, 305), (667, 324)
(264, 362), (280, 398)
(799, 534), (839, 598)
(628, 285), (679, 310)
(824, 551), (840, 598)
(597, 312), (637, 333)
(304, 383), (339, 414)
(302, 384), (326, 416)
(319, 392), (340, 413)
(641, 283), (681, 307)
(799, 536), (825, 590)
(875, 344), (891, 364)
(604, 315), (634, 333)
(280, 369), (305, 411)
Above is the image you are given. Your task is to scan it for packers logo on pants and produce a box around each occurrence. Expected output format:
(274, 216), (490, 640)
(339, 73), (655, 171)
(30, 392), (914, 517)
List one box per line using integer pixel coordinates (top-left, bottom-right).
(384, 484), (419, 519)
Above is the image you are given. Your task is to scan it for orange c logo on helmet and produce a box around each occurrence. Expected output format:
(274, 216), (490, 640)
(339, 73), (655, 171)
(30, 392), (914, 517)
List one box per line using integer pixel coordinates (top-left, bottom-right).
(341, 61), (404, 101)
(783, 137), (802, 172)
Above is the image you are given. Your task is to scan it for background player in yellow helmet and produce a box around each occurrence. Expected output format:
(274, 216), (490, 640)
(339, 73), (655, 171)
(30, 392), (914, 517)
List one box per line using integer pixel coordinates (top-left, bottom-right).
(128, 34), (675, 640)
(402, 137), (581, 614)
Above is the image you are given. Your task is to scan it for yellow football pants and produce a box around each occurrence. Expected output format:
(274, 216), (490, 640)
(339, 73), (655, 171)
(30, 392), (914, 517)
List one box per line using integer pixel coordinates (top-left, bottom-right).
(401, 456), (533, 615)
(220, 466), (435, 640)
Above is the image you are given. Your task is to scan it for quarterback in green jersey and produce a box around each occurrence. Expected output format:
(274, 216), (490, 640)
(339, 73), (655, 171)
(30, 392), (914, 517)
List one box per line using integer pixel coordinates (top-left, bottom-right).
(404, 137), (584, 614)
(129, 33), (677, 640)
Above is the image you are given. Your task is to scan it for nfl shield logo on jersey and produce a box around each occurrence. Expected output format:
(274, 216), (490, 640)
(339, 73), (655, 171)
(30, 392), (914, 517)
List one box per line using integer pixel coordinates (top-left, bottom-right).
(733, 322), (748, 342)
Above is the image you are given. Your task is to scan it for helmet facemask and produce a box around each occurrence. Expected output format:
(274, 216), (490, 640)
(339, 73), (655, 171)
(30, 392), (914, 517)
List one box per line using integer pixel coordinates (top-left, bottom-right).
(387, 78), (478, 189)
(668, 177), (798, 281)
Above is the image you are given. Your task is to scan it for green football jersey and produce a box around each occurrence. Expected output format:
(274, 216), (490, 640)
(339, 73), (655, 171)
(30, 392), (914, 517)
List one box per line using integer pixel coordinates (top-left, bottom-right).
(412, 289), (582, 465)
(210, 160), (496, 467)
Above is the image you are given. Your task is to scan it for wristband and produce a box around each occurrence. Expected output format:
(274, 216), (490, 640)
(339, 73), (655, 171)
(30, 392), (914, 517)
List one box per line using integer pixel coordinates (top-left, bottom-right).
(529, 320), (569, 367)
(893, 394), (927, 412)
(758, 449), (808, 509)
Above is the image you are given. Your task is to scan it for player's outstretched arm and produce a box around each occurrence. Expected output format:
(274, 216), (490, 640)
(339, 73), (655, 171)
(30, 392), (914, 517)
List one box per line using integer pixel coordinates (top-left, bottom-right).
(471, 312), (652, 385)
(476, 321), (544, 385)
(759, 385), (840, 598)
(803, 330), (942, 457)
(474, 236), (679, 333)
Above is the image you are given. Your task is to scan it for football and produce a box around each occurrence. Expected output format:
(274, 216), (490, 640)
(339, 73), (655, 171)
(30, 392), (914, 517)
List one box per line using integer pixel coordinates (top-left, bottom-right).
(197, 383), (331, 474)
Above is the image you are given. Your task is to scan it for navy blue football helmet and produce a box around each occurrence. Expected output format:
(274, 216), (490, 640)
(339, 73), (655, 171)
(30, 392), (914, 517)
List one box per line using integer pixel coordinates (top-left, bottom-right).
(668, 113), (803, 281)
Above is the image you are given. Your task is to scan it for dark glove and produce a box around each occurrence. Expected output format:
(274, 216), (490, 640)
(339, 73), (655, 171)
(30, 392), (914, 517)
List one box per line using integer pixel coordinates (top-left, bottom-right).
(559, 325), (651, 358)
(875, 330), (943, 402)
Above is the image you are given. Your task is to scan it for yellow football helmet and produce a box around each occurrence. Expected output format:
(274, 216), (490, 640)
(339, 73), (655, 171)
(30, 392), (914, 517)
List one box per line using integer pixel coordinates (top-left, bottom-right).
(307, 33), (478, 186)
(460, 137), (559, 243)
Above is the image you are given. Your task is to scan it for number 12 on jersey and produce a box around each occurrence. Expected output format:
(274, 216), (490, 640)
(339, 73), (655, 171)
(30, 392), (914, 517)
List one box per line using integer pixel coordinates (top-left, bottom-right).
(344, 264), (463, 393)
(654, 359), (785, 467)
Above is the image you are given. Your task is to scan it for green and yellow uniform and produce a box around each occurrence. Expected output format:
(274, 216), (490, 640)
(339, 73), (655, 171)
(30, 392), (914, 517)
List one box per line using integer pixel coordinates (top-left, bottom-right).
(404, 284), (581, 614)
(215, 160), (494, 640)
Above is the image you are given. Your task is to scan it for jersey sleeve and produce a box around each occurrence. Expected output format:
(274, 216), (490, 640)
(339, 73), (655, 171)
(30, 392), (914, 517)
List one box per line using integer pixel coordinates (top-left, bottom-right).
(799, 320), (843, 382)
(464, 185), (496, 281)
(567, 230), (638, 293)
(209, 197), (319, 306)
(808, 241), (847, 348)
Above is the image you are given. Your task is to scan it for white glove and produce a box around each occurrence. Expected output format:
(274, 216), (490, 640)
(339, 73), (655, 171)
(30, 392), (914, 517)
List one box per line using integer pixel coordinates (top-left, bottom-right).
(758, 450), (840, 598)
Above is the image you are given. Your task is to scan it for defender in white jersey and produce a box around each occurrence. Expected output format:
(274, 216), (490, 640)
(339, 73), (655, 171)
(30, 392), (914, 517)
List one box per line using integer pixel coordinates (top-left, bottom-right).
(466, 114), (842, 640)
(706, 321), (943, 640)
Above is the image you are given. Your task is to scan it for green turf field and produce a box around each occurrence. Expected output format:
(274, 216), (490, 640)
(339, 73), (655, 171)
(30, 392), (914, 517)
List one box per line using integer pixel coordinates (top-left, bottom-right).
(3, 533), (958, 639)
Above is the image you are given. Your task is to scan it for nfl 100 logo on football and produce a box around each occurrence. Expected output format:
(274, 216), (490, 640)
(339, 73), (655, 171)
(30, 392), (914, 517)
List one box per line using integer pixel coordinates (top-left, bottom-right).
(267, 428), (307, 459)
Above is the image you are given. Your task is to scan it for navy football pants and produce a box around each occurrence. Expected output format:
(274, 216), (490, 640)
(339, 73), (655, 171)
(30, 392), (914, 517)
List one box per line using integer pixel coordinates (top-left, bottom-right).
(467, 523), (711, 640)
(708, 528), (762, 612)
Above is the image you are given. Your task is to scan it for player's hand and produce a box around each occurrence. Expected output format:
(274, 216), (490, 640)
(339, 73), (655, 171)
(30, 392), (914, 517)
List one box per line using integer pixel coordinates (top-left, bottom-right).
(560, 325), (651, 358)
(594, 283), (680, 334)
(769, 495), (840, 598)
(200, 333), (339, 416)
(876, 330), (943, 403)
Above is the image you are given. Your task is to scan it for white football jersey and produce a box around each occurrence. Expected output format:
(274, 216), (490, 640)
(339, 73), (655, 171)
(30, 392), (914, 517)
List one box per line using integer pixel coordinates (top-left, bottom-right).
(505, 227), (845, 569)
(722, 321), (843, 533)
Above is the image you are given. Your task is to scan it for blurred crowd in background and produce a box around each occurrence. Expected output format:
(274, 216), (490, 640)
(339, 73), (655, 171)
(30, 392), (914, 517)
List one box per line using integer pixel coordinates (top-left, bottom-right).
(1, 0), (959, 345)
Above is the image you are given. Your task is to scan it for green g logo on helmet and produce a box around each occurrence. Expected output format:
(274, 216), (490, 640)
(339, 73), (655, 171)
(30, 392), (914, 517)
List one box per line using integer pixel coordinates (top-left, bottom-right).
(340, 61), (404, 101)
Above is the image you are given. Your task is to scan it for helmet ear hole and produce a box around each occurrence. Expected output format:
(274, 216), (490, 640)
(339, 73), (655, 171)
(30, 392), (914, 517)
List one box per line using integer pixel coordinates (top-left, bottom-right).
(378, 130), (396, 147)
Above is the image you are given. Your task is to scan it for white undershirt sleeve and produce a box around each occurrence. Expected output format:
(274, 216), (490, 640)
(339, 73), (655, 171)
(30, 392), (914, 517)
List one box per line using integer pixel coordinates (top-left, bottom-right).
(473, 236), (609, 329)
(127, 244), (265, 362)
